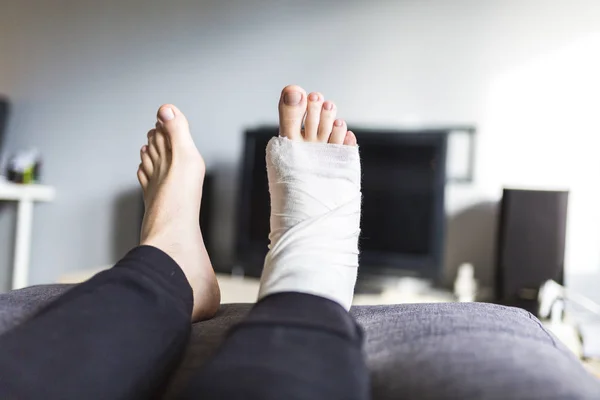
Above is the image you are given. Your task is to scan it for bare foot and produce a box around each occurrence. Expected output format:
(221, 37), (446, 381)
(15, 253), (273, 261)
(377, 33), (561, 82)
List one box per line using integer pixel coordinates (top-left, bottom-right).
(137, 104), (220, 322)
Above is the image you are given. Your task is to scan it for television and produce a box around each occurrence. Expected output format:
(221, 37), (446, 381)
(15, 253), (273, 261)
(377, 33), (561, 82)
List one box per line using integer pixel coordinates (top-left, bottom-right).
(235, 127), (447, 283)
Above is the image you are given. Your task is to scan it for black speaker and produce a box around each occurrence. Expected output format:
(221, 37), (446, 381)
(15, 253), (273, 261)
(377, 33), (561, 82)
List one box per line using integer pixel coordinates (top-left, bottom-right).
(200, 172), (214, 255)
(495, 188), (569, 315)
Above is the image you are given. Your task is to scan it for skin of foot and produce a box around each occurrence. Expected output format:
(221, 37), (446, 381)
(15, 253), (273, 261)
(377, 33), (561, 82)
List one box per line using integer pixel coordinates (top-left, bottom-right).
(278, 84), (357, 146)
(137, 104), (220, 322)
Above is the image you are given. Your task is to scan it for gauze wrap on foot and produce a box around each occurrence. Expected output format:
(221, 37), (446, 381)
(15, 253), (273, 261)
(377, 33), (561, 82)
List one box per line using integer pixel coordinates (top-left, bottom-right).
(258, 136), (361, 310)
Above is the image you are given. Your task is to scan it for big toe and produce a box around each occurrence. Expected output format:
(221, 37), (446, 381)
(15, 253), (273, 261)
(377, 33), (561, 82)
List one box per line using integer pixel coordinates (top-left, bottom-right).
(278, 85), (307, 141)
(157, 104), (195, 152)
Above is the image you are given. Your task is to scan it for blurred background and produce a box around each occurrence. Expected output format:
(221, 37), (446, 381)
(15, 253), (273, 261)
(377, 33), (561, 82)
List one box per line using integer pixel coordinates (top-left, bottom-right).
(0, 0), (599, 310)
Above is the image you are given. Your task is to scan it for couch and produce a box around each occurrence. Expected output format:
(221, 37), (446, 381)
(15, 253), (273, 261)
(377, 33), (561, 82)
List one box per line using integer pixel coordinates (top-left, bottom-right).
(1, 285), (599, 399)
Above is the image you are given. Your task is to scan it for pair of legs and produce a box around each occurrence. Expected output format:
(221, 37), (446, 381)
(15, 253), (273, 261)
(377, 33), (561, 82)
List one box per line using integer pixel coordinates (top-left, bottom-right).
(0, 86), (369, 399)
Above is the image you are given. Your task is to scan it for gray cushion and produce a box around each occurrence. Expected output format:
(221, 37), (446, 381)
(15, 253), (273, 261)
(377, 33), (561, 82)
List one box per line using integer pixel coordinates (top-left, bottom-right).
(1, 285), (599, 399)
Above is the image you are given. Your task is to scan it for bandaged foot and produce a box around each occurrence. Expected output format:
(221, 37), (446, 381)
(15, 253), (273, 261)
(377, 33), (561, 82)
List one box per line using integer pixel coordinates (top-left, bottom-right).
(258, 85), (361, 310)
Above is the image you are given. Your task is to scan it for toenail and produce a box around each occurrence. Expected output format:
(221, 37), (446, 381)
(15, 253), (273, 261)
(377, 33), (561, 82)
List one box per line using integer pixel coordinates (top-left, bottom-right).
(158, 107), (175, 121)
(324, 102), (334, 111)
(308, 93), (319, 102)
(283, 91), (302, 106)
(334, 119), (344, 127)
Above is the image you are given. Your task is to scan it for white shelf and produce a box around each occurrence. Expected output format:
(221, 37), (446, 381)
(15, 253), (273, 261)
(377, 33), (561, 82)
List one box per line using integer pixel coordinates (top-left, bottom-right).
(0, 178), (56, 290)
(0, 180), (56, 202)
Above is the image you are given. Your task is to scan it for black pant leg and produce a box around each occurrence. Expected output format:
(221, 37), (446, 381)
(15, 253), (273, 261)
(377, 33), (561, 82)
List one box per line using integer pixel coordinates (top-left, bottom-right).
(0, 245), (193, 400)
(183, 293), (370, 400)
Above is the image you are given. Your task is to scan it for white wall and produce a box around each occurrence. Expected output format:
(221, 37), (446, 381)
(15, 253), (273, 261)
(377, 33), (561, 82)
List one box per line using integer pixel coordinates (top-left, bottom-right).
(0, 0), (599, 296)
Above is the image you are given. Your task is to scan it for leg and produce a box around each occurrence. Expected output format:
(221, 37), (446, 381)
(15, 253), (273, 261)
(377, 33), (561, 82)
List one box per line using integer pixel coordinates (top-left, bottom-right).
(0, 105), (220, 399)
(0, 246), (192, 399)
(184, 293), (369, 400)
(183, 86), (369, 400)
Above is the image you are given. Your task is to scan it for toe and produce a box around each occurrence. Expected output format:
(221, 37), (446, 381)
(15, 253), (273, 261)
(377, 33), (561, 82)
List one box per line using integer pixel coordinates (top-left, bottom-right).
(329, 119), (347, 145)
(343, 130), (357, 146)
(154, 128), (168, 156)
(303, 92), (323, 142)
(137, 166), (148, 189)
(147, 130), (160, 163)
(140, 145), (154, 177)
(317, 101), (337, 142)
(156, 121), (173, 150)
(157, 104), (195, 152)
(278, 85), (307, 141)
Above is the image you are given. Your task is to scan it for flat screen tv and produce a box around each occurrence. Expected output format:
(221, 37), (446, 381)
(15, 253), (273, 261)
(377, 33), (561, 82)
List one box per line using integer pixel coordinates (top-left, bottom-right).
(236, 127), (447, 282)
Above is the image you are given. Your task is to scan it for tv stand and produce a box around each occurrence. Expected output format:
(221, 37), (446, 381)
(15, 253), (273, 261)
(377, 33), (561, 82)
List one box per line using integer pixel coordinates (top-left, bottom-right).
(354, 276), (386, 295)
(353, 274), (455, 304)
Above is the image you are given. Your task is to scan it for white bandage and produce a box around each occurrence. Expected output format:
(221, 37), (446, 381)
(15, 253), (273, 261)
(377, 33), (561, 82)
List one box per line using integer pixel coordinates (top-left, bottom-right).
(257, 136), (362, 310)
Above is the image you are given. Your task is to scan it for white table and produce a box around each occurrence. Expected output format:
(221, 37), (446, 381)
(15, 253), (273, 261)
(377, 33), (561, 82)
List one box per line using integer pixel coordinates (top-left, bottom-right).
(0, 180), (56, 289)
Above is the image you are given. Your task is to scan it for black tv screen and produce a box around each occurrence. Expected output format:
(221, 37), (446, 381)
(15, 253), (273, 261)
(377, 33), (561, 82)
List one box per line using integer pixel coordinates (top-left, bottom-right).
(236, 128), (447, 281)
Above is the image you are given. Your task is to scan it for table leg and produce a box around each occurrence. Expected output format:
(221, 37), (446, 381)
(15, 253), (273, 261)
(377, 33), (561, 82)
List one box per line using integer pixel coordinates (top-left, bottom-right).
(12, 199), (33, 290)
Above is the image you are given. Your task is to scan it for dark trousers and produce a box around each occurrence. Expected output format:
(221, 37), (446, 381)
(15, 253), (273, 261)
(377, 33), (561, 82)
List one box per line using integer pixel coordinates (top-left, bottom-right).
(0, 246), (370, 400)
